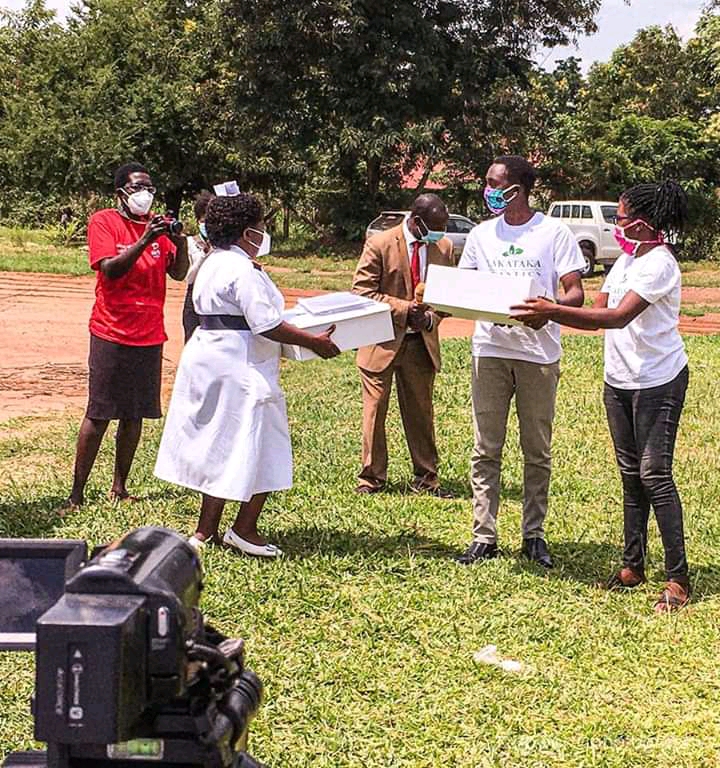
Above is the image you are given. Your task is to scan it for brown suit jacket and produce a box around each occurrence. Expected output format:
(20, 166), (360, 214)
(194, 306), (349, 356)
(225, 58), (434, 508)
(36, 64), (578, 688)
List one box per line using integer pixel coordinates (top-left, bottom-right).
(351, 224), (454, 373)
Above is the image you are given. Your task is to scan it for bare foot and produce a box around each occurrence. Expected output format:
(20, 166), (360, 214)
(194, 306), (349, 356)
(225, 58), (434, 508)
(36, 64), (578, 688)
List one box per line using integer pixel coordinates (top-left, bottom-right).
(108, 490), (141, 503)
(56, 498), (81, 518)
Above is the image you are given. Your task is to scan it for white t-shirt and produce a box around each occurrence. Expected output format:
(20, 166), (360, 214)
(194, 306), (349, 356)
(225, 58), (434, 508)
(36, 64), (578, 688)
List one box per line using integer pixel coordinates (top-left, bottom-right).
(458, 212), (585, 364)
(602, 245), (687, 389)
(186, 236), (211, 284)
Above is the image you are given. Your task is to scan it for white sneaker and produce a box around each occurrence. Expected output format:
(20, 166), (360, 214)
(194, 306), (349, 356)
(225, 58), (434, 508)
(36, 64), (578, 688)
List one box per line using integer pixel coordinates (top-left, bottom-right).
(223, 528), (283, 558)
(187, 535), (206, 552)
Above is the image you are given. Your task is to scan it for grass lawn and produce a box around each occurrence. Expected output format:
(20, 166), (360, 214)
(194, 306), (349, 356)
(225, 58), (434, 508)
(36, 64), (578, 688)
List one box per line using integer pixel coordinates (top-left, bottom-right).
(0, 227), (91, 276)
(2, 336), (720, 767)
(0, 228), (357, 290)
(3, 227), (719, 295)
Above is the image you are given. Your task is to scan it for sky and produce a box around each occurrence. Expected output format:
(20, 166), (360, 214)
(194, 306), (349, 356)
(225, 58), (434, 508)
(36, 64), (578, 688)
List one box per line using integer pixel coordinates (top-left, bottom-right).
(0, 0), (710, 73)
(538, 0), (707, 72)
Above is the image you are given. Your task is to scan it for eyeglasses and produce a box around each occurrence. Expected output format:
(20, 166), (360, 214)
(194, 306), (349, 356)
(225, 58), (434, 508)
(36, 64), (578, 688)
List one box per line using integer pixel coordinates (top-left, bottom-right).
(125, 183), (157, 194)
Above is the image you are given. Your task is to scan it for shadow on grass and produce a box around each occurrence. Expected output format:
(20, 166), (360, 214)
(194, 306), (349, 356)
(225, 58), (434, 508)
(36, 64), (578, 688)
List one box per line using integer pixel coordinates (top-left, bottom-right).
(545, 539), (624, 586)
(511, 539), (720, 601)
(277, 525), (458, 561)
(0, 497), (70, 538)
(688, 564), (720, 600)
(378, 478), (523, 501)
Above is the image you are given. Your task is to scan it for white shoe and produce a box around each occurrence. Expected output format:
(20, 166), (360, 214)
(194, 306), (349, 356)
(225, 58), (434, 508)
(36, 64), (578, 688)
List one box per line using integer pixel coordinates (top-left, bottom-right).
(223, 528), (283, 558)
(187, 535), (206, 552)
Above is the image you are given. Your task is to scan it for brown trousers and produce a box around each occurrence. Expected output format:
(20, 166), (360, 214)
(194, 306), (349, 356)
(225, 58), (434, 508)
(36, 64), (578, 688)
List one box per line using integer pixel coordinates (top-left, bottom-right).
(358, 335), (439, 490)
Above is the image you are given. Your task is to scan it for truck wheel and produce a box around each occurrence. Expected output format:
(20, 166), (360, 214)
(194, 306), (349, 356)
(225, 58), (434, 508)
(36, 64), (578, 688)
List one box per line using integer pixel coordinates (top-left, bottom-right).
(579, 242), (595, 278)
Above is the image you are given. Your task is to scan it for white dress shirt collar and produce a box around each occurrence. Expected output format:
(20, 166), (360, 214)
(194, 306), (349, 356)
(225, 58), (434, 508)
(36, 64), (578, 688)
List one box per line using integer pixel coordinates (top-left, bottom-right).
(403, 216), (420, 247)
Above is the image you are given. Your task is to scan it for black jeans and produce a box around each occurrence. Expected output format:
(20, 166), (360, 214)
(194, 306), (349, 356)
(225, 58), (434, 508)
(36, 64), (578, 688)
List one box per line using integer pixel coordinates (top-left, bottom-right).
(603, 366), (689, 583)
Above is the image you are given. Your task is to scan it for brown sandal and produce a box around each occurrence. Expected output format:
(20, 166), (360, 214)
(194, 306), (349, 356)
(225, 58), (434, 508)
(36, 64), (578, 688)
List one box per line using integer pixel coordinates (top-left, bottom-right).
(606, 566), (646, 590)
(654, 581), (690, 613)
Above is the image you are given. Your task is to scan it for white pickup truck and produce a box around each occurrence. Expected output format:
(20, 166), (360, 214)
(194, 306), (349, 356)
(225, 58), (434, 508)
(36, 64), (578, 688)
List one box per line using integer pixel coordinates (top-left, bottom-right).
(548, 200), (621, 277)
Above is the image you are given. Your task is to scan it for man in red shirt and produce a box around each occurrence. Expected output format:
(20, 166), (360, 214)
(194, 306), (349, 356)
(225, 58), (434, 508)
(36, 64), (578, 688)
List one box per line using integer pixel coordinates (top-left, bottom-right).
(60, 162), (188, 512)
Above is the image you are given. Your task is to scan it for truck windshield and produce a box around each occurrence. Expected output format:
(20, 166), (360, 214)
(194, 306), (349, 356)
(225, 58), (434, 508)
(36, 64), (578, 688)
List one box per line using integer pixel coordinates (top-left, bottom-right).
(601, 205), (618, 223)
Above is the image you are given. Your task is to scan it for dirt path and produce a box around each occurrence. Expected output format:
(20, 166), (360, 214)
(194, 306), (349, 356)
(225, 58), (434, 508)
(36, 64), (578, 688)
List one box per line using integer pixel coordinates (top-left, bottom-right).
(2, 271), (719, 421)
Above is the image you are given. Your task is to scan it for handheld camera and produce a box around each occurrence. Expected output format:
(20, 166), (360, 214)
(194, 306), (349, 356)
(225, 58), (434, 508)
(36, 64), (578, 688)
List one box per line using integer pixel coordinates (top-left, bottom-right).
(1, 527), (265, 768)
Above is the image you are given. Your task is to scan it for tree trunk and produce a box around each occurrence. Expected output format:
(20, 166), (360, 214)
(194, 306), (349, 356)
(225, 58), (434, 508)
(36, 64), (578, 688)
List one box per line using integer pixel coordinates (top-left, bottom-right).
(414, 167), (432, 193)
(288, 205), (323, 234)
(283, 206), (290, 239)
(164, 186), (184, 217)
(457, 188), (469, 216)
(366, 155), (381, 208)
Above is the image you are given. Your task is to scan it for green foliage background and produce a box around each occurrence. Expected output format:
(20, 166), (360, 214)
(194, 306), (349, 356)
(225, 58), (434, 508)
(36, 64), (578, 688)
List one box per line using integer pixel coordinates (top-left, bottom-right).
(0, 1), (718, 250)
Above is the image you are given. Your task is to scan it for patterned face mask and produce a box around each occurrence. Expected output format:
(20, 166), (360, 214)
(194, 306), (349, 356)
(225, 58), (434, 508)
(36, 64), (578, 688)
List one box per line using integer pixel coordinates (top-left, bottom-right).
(483, 184), (520, 215)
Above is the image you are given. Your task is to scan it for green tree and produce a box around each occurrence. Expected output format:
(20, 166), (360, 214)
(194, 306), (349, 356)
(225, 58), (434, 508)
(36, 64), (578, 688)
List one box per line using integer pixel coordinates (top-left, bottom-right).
(0, 0), (221, 220)
(584, 25), (706, 121)
(531, 13), (720, 259)
(198, 0), (603, 232)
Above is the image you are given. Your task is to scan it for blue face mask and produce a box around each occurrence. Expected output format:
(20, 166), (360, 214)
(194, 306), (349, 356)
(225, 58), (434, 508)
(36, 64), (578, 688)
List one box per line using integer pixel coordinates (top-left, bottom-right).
(484, 184), (520, 215)
(415, 216), (446, 244)
(199, 222), (208, 240)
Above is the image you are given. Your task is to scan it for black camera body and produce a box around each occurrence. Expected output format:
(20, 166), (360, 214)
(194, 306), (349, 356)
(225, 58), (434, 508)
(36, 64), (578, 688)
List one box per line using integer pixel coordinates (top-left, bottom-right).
(4, 527), (265, 768)
(152, 214), (183, 236)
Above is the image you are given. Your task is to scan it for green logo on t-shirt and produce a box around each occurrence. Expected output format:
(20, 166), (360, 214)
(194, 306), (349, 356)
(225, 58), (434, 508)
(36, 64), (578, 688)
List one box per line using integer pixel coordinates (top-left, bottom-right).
(503, 244), (524, 258)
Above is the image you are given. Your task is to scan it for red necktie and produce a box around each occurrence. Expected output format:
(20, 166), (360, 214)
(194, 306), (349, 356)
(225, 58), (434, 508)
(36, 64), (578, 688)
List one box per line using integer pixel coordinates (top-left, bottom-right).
(410, 241), (421, 292)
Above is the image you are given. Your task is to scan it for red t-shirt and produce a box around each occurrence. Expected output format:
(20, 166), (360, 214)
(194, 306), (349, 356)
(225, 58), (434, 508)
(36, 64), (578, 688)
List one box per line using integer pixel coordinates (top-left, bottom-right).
(87, 209), (176, 346)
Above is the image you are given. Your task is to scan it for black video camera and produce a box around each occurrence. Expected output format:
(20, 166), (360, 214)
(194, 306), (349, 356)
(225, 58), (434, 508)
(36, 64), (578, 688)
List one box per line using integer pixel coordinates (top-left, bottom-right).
(153, 213), (183, 236)
(3, 527), (265, 768)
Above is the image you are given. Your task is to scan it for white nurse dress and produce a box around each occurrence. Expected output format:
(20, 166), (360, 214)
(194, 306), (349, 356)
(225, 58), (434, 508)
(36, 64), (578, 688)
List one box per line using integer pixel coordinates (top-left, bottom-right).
(154, 245), (292, 501)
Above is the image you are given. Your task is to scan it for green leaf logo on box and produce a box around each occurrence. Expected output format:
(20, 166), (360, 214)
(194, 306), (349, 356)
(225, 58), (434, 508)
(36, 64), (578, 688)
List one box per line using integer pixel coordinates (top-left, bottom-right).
(502, 244), (524, 258)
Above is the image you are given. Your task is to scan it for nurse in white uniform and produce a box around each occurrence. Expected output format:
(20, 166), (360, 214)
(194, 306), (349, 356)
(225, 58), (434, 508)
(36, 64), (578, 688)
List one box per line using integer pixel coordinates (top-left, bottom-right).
(155, 193), (340, 557)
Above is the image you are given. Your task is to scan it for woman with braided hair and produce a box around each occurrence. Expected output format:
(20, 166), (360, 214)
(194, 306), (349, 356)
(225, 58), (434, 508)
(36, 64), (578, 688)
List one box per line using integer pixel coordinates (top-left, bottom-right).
(512, 180), (691, 613)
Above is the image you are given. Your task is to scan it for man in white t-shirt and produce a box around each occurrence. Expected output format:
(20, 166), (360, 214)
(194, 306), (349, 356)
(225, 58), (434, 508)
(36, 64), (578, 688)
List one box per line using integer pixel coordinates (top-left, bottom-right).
(456, 155), (585, 567)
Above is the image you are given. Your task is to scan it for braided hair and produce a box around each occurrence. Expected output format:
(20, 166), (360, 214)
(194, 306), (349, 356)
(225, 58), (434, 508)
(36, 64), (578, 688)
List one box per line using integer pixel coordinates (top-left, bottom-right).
(205, 193), (263, 249)
(620, 181), (688, 241)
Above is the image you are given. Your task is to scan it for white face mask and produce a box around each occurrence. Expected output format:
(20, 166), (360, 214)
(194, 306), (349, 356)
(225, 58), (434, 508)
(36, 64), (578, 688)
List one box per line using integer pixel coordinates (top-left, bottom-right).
(247, 228), (271, 257)
(124, 189), (154, 216)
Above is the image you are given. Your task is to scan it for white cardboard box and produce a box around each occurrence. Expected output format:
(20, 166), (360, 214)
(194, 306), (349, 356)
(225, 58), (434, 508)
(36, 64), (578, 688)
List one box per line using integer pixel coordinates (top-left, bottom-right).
(422, 264), (550, 326)
(281, 296), (394, 361)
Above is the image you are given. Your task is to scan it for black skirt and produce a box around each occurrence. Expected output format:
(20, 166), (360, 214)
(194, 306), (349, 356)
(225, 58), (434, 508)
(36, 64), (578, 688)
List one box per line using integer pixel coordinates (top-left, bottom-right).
(86, 335), (162, 420)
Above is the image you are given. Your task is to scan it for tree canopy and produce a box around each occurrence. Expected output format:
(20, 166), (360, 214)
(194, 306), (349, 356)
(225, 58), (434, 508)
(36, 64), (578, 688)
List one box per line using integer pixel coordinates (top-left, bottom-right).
(0, 0), (718, 253)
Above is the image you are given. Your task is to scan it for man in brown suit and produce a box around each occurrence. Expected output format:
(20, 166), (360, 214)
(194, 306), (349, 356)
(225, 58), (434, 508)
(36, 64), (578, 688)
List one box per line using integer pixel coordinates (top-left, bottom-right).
(352, 194), (455, 496)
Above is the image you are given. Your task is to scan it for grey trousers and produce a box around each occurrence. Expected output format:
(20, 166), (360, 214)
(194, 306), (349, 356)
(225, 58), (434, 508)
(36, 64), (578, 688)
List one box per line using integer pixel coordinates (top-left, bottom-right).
(470, 356), (560, 543)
